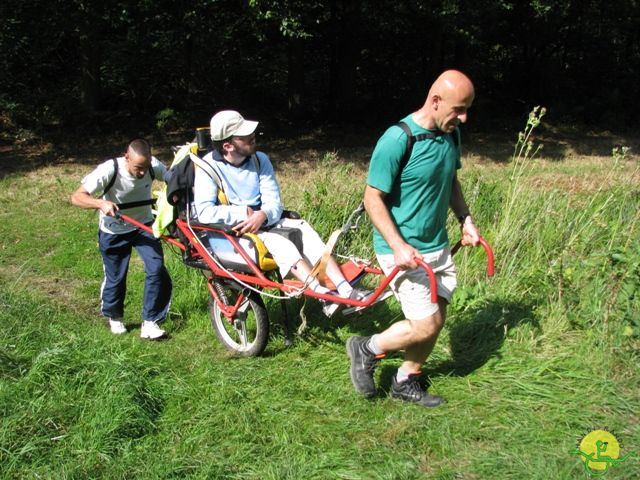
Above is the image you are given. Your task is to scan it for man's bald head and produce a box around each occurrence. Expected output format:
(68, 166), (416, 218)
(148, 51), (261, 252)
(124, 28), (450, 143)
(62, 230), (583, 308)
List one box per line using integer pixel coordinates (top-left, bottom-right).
(428, 70), (475, 104)
(419, 70), (475, 133)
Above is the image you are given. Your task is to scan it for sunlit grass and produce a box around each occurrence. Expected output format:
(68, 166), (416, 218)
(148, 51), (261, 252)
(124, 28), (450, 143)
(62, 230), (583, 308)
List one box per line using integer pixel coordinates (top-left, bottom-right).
(0, 115), (638, 478)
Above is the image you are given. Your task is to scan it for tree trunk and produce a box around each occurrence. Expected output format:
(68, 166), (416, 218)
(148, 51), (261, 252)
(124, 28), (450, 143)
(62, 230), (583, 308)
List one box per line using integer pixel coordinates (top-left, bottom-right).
(78, 1), (104, 114)
(79, 36), (102, 114)
(327, 0), (361, 120)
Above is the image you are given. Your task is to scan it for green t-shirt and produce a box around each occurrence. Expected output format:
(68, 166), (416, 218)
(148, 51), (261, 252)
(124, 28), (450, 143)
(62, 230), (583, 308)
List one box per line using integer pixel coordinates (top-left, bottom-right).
(367, 115), (461, 254)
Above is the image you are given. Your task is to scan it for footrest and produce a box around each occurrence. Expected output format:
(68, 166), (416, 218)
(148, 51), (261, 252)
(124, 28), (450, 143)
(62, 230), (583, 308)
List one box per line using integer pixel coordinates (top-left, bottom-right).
(183, 258), (209, 270)
(342, 289), (395, 315)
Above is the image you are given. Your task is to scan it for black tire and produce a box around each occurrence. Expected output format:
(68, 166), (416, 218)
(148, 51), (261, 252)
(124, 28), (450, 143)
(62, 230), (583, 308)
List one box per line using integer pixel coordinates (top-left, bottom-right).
(209, 280), (269, 357)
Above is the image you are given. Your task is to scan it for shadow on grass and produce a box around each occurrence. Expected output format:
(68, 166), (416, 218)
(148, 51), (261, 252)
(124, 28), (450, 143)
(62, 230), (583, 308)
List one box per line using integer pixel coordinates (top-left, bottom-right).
(303, 296), (539, 393)
(375, 299), (540, 392)
(0, 349), (31, 381)
(3, 119), (638, 181)
(428, 299), (539, 377)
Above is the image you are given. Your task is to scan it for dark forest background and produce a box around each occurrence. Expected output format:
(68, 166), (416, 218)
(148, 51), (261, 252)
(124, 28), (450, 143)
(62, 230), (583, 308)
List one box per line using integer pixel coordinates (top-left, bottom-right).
(1, 0), (639, 144)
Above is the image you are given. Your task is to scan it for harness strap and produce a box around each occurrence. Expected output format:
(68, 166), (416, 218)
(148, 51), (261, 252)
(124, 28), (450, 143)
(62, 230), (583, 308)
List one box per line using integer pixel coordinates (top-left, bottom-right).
(395, 121), (458, 172)
(116, 199), (156, 210)
(190, 152), (261, 207)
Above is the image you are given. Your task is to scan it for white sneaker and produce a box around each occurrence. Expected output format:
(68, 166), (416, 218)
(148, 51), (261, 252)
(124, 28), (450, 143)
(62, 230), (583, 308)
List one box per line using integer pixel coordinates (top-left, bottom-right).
(322, 288), (372, 318)
(140, 320), (166, 340)
(109, 318), (127, 335)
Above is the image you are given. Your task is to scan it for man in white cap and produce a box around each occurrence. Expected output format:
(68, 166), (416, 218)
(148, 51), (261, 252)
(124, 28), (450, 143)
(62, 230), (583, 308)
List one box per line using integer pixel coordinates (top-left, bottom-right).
(192, 110), (369, 315)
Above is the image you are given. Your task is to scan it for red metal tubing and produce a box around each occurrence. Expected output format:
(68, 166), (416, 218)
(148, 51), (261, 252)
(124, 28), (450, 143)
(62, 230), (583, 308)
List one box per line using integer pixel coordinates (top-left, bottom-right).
(451, 237), (495, 277)
(176, 220), (273, 284)
(207, 279), (246, 320)
(117, 213), (186, 250)
(478, 237), (495, 277)
(415, 258), (439, 304)
(117, 214), (454, 309)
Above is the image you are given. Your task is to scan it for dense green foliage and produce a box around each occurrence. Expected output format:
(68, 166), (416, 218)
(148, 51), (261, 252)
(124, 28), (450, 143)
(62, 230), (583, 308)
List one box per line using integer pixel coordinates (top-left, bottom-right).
(1, 0), (639, 142)
(0, 113), (638, 478)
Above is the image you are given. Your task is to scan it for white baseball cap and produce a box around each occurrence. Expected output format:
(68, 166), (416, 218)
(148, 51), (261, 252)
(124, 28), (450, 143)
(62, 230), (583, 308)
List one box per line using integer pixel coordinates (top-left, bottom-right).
(210, 110), (259, 141)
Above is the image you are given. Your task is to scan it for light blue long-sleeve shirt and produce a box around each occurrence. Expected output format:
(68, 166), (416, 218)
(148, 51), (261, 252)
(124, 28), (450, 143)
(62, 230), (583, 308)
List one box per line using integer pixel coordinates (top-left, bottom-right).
(193, 150), (284, 226)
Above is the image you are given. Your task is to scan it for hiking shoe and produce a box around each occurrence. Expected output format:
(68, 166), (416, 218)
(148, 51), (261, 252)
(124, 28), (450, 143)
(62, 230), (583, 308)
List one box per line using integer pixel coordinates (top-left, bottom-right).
(140, 320), (166, 340)
(322, 288), (373, 318)
(390, 373), (445, 408)
(346, 335), (382, 398)
(109, 318), (127, 335)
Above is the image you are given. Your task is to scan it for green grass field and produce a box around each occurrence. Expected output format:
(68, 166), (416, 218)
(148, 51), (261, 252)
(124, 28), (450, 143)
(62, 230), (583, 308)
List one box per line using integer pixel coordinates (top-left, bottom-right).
(1, 114), (639, 479)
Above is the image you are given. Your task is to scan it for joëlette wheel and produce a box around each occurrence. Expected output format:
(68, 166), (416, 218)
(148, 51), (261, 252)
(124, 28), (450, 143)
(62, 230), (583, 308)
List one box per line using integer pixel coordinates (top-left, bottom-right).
(209, 280), (269, 357)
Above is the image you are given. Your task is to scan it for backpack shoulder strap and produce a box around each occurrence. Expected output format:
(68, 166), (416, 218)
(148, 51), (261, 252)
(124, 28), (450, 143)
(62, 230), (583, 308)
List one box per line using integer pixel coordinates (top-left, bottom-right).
(101, 158), (118, 198)
(395, 121), (459, 174)
(190, 152), (229, 205)
(395, 121), (415, 173)
(103, 157), (157, 197)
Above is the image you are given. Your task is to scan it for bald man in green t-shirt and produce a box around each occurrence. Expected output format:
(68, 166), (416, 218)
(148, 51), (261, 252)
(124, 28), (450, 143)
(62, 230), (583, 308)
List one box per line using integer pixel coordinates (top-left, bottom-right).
(346, 70), (481, 407)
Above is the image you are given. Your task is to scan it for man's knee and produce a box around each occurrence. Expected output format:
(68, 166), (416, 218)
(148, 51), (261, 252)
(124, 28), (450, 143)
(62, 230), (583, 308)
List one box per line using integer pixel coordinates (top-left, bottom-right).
(409, 312), (444, 342)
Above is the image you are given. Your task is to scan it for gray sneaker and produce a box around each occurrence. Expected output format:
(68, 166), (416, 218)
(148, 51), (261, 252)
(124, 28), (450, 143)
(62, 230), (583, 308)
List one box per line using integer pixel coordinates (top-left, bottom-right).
(346, 335), (382, 398)
(323, 288), (373, 318)
(390, 373), (445, 408)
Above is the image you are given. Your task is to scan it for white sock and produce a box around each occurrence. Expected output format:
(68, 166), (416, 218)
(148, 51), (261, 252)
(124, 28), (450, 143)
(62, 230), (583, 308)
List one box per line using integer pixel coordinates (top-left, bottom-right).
(335, 279), (353, 298)
(395, 367), (411, 383)
(309, 279), (330, 294)
(367, 334), (384, 355)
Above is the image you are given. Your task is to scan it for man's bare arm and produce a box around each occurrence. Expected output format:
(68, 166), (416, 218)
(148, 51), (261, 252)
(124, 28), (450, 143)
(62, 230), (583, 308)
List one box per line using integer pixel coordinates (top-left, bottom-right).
(71, 186), (118, 217)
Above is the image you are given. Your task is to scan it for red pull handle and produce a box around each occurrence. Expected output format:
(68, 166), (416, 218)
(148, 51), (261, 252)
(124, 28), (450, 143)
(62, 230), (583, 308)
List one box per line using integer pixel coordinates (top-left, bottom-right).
(414, 258), (438, 304)
(451, 237), (494, 277)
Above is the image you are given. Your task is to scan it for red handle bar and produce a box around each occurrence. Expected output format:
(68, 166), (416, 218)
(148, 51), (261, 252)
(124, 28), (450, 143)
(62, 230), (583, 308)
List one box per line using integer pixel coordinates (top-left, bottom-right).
(451, 237), (494, 277)
(415, 258), (439, 304)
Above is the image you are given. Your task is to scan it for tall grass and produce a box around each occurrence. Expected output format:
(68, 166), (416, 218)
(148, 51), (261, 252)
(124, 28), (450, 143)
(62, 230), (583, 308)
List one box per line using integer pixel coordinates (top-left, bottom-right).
(0, 116), (638, 479)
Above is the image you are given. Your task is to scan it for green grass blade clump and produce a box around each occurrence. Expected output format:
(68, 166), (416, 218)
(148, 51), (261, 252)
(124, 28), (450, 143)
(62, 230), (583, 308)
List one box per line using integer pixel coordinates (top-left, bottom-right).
(0, 124), (638, 479)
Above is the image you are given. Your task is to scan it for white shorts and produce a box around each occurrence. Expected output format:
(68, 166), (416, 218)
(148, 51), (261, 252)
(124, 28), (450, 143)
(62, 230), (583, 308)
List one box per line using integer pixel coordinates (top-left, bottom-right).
(259, 218), (325, 277)
(376, 248), (457, 320)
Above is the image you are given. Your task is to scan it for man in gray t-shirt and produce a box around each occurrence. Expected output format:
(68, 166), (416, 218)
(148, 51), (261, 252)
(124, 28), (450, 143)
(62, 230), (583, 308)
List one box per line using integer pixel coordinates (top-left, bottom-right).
(71, 139), (172, 339)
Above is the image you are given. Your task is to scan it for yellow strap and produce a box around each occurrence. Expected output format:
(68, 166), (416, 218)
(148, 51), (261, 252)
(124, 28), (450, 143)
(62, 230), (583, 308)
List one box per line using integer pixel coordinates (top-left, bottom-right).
(243, 233), (278, 271)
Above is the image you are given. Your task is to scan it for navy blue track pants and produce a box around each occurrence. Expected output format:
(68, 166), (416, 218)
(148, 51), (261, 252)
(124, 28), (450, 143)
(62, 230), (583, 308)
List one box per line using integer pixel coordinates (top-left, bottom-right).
(98, 226), (172, 321)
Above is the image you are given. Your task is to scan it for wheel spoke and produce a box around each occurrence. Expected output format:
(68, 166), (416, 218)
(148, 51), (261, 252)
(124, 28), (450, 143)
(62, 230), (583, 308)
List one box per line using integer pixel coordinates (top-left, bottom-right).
(238, 321), (248, 348)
